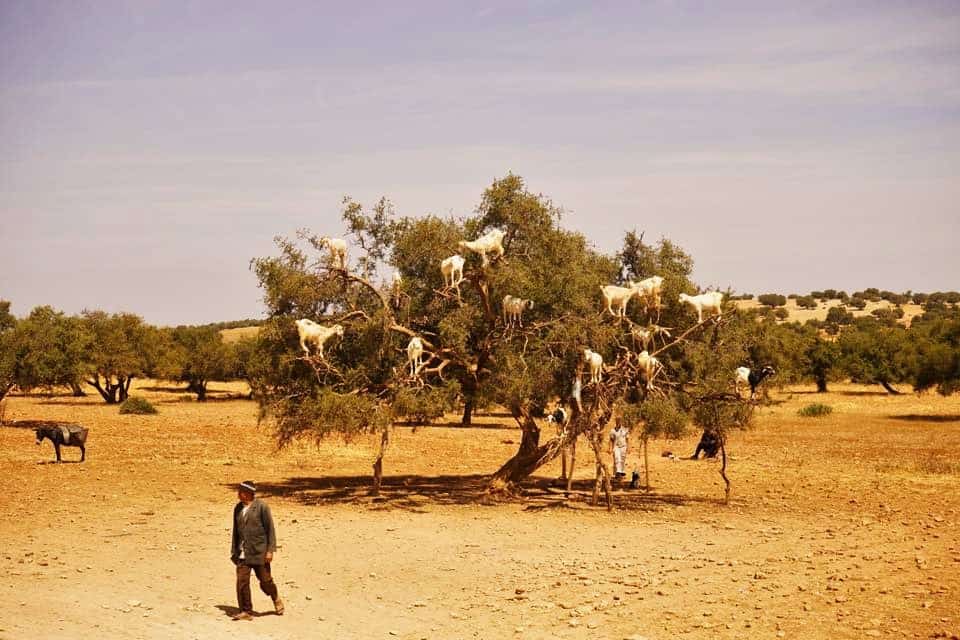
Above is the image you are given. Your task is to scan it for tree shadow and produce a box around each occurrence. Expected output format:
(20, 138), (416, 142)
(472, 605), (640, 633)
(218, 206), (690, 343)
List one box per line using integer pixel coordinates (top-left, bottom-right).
(37, 400), (100, 407)
(36, 459), (84, 465)
(888, 414), (960, 423)
(788, 389), (889, 397)
(4, 419), (76, 430)
(396, 421), (515, 431)
(154, 394), (250, 405)
(242, 473), (705, 513)
(139, 385), (189, 393)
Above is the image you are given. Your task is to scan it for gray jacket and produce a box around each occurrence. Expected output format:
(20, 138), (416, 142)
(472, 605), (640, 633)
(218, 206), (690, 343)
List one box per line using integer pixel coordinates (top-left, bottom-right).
(231, 499), (277, 565)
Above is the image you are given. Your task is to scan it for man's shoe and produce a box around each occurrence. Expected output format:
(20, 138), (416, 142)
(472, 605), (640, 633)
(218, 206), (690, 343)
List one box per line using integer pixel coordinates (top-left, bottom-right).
(232, 611), (254, 621)
(274, 598), (285, 615)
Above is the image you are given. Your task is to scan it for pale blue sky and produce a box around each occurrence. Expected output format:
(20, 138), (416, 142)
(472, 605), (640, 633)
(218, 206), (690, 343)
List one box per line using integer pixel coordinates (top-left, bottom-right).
(2, 1), (958, 325)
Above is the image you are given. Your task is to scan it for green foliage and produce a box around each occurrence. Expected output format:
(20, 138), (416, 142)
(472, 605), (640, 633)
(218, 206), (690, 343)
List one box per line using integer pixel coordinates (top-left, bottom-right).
(774, 307), (790, 320)
(798, 403), (832, 417)
(848, 297), (867, 310)
(757, 293), (787, 308)
(82, 310), (162, 403)
(392, 384), (460, 424)
(0, 300), (18, 400)
(825, 306), (854, 326)
(273, 388), (391, 447)
(163, 325), (236, 400)
(910, 308), (960, 395)
(795, 295), (817, 310)
(119, 396), (158, 414)
(14, 306), (89, 394)
(617, 231), (695, 331)
(855, 288), (883, 302)
(619, 396), (689, 440)
(839, 321), (912, 391)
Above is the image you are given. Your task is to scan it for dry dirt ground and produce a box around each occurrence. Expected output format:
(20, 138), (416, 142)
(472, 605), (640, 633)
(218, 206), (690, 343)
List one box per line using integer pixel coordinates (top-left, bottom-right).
(1, 381), (958, 640)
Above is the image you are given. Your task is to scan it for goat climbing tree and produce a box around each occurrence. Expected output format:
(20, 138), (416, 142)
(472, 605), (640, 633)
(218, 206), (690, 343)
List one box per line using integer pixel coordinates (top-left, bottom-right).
(248, 173), (758, 502)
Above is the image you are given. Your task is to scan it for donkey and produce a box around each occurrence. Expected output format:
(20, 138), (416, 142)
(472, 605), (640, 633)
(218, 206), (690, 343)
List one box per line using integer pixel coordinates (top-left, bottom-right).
(35, 424), (88, 462)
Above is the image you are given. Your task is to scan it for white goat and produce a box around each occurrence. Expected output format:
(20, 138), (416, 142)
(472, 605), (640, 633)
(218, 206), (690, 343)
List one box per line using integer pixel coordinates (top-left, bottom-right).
(390, 270), (403, 307)
(583, 348), (604, 384)
(457, 229), (506, 266)
(295, 319), (344, 358)
(407, 336), (425, 377)
(440, 255), (465, 290)
(631, 325), (672, 352)
(637, 350), (663, 390)
(502, 295), (534, 328)
(600, 282), (642, 317)
(319, 237), (348, 270)
(679, 291), (724, 323)
(636, 275), (665, 313)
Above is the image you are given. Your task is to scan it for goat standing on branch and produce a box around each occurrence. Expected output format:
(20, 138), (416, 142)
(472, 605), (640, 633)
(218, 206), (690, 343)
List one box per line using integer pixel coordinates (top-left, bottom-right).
(390, 270), (403, 308)
(295, 319), (344, 359)
(440, 255), (465, 292)
(407, 336), (425, 378)
(679, 291), (724, 324)
(636, 275), (664, 317)
(318, 237), (348, 270)
(457, 229), (506, 267)
(600, 282), (641, 318)
(637, 350), (663, 390)
(583, 348), (604, 384)
(502, 295), (534, 328)
(631, 325), (672, 352)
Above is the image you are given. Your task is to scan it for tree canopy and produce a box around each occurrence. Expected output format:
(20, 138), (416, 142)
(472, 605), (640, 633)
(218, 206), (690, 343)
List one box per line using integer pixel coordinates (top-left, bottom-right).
(247, 174), (761, 503)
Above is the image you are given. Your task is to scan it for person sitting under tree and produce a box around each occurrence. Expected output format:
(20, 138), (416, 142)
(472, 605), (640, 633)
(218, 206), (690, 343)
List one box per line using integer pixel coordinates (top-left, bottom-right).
(690, 429), (720, 459)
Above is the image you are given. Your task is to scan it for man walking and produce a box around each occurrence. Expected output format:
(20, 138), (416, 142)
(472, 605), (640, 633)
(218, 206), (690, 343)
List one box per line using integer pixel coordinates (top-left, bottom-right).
(609, 419), (630, 480)
(230, 480), (284, 620)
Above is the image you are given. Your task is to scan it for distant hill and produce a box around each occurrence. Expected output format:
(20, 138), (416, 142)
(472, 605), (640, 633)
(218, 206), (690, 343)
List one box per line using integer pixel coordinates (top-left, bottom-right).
(219, 325), (262, 343)
(732, 298), (925, 326)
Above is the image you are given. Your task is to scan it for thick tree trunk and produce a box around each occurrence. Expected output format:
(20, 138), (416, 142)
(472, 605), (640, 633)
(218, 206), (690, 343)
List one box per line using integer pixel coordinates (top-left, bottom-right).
(119, 376), (132, 402)
(194, 380), (207, 402)
(588, 433), (612, 510)
(487, 405), (572, 493)
(0, 382), (12, 402)
(461, 395), (474, 425)
(879, 380), (902, 395)
(69, 382), (86, 397)
(87, 376), (119, 404)
(815, 376), (828, 393)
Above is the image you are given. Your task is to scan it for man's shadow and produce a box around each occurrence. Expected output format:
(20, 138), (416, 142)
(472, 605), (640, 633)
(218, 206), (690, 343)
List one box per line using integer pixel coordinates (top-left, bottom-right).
(215, 605), (277, 618)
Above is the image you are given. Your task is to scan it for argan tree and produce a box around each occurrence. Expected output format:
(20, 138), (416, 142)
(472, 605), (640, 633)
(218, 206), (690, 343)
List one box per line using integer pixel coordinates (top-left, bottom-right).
(11, 306), (90, 397)
(249, 174), (756, 502)
(0, 300), (18, 401)
(162, 325), (237, 401)
(81, 310), (160, 403)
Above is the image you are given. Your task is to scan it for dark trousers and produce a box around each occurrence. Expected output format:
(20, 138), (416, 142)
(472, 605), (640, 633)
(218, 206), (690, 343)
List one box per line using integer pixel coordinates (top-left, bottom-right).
(236, 562), (278, 613)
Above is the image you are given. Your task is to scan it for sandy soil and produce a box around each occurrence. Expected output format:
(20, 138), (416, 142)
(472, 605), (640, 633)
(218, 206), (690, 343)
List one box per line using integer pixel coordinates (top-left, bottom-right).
(1, 381), (958, 640)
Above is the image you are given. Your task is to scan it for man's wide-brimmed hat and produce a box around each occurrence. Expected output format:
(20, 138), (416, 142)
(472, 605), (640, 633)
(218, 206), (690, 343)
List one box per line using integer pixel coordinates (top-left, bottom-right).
(239, 480), (257, 493)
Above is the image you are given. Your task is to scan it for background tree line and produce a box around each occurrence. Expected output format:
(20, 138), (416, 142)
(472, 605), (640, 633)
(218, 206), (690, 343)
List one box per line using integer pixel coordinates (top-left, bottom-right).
(0, 303), (245, 403)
